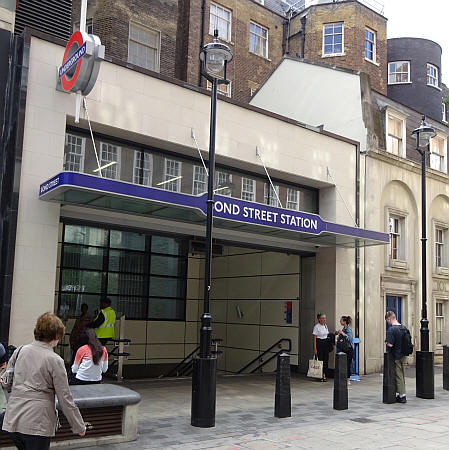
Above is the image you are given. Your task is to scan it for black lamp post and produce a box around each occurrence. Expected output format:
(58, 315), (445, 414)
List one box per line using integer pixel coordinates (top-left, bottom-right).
(191, 30), (232, 428)
(412, 115), (436, 399)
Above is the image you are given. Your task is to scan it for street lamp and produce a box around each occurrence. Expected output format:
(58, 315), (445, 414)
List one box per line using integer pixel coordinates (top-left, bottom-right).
(191, 29), (233, 428)
(412, 115), (436, 399)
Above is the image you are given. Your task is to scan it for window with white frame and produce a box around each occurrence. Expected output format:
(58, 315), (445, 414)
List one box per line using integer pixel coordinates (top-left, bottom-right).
(133, 151), (152, 186)
(365, 28), (376, 62)
(386, 113), (405, 156)
(388, 61), (410, 84)
(250, 22), (268, 58)
(215, 171), (232, 196)
(323, 23), (343, 56)
(128, 23), (160, 72)
(100, 142), (120, 179)
(264, 183), (279, 206)
(64, 134), (85, 172)
(209, 3), (231, 41)
(241, 177), (256, 201)
(286, 188), (299, 211)
(430, 135), (447, 173)
(74, 18), (93, 34)
(193, 165), (207, 195)
(206, 80), (231, 97)
(427, 63), (439, 87)
(388, 215), (405, 260)
(435, 227), (445, 268)
(163, 159), (182, 192)
(436, 301), (444, 345)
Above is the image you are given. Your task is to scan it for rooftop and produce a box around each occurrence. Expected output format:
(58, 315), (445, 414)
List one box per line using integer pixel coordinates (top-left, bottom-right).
(271, 0), (385, 16)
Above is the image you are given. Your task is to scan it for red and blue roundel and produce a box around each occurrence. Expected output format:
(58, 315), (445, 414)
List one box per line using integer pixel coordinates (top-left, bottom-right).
(57, 31), (104, 96)
(59, 31), (87, 92)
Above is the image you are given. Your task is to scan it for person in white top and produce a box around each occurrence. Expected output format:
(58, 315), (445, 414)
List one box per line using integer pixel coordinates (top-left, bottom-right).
(312, 313), (330, 381)
(71, 329), (108, 385)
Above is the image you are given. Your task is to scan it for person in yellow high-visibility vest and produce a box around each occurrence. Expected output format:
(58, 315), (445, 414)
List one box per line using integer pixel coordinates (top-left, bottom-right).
(89, 297), (116, 345)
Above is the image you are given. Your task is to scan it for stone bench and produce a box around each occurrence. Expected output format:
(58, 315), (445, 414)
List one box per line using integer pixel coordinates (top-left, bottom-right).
(0, 384), (141, 449)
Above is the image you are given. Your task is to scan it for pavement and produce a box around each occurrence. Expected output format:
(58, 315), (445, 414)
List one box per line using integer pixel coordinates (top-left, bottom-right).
(79, 366), (449, 449)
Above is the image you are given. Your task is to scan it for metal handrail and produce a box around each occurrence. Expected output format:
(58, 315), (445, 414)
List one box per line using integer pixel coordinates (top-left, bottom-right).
(237, 338), (291, 374)
(163, 345), (200, 378)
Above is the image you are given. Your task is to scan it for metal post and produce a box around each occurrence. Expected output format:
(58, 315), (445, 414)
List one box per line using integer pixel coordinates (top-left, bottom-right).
(274, 353), (291, 418)
(416, 137), (434, 399)
(333, 352), (348, 410)
(383, 351), (396, 404)
(443, 346), (449, 391)
(191, 77), (218, 428)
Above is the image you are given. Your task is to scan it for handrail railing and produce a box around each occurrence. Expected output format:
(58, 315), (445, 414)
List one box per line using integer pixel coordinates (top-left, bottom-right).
(237, 338), (291, 374)
(163, 345), (200, 378)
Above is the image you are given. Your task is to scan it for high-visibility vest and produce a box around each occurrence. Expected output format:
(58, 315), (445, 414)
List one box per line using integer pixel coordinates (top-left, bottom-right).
(94, 307), (116, 339)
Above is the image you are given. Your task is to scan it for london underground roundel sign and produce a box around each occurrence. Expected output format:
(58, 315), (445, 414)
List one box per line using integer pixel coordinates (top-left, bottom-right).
(57, 30), (104, 96)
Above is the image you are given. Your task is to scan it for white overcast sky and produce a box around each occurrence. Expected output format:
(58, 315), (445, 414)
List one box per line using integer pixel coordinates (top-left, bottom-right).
(384, 0), (449, 85)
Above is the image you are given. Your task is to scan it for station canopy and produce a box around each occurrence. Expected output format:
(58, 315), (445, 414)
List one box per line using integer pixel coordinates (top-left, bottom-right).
(39, 172), (389, 248)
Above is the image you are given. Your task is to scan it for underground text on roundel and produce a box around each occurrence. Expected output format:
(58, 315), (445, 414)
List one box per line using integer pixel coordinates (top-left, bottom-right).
(213, 197), (323, 234)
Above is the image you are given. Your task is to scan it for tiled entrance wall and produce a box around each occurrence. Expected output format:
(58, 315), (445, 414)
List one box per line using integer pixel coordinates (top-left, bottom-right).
(63, 246), (300, 376)
(206, 247), (300, 373)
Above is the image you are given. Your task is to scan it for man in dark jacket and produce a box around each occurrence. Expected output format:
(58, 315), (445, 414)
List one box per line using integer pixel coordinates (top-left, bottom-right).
(385, 310), (407, 403)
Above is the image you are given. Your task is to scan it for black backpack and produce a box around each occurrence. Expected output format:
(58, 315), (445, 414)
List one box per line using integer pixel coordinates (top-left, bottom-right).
(401, 326), (414, 356)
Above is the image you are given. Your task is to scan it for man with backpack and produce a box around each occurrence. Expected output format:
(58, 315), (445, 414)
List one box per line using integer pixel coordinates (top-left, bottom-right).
(385, 310), (414, 404)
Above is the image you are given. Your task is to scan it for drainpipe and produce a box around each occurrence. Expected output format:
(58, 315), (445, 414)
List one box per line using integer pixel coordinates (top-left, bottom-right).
(300, 15), (307, 58)
(355, 144), (360, 339)
(198, 0), (206, 86)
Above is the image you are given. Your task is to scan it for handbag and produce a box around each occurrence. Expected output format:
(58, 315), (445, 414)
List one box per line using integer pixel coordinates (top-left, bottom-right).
(0, 346), (22, 393)
(337, 334), (351, 353)
(307, 356), (323, 379)
(327, 332), (335, 353)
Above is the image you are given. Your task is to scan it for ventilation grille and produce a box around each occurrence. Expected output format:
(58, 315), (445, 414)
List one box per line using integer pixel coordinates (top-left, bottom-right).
(14, 0), (72, 41)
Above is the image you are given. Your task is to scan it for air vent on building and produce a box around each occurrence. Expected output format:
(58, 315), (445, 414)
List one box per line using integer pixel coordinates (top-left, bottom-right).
(14, 0), (72, 41)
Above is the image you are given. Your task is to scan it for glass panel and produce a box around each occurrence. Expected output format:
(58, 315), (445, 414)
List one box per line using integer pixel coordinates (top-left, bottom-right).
(108, 273), (146, 296)
(151, 236), (182, 255)
(109, 249), (147, 273)
(113, 296), (147, 320)
(58, 293), (100, 319)
(62, 244), (104, 270)
(150, 255), (186, 277)
(148, 298), (185, 320)
(61, 269), (103, 293)
(110, 230), (146, 250)
(64, 225), (107, 246)
(149, 276), (184, 298)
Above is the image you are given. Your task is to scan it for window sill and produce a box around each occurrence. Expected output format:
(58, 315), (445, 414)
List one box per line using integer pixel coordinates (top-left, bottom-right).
(208, 32), (233, 46)
(365, 57), (379, 66)
(322, 53), (346, 58)
(249, 51), (271, 62)
(435, 266), (449, 277)
(387, 259), (408, 271)
(388, 81), (412, 85)
(427, 83), (442, 91)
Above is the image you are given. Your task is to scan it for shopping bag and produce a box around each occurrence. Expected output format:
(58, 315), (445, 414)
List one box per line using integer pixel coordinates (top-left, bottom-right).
(307, 356), (323, 379)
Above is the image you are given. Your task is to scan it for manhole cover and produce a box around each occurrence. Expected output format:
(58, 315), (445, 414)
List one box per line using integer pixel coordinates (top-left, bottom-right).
(350, 417), (374, 423)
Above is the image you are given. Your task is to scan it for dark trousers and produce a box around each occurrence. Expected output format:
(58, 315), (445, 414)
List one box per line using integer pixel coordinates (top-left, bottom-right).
(316, 338), (329, 378)
(9, 433), (50, 450)
(344, 348), (354, 379)
(69, 377), (101, 386)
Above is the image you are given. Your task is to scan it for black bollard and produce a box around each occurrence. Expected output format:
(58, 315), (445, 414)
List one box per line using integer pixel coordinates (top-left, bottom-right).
(444, 346), (449, 391)
(274, 352), (291, 418)
(383, 351), (396, 404)
(416, 351), (434, 399)
(333, 352), (348, 410)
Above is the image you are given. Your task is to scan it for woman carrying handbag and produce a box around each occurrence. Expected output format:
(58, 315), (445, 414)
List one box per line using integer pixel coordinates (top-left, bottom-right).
(312, 313), (330, 382)
(335, 315), (354, 384)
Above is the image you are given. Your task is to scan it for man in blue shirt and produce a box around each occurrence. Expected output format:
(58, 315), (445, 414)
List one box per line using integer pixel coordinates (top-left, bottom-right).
(385, 310), (407, 403)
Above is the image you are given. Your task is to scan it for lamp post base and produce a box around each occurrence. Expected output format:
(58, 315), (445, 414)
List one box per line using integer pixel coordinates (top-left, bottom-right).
(191, 357), (217, 428)
(416, 350), (434, 399)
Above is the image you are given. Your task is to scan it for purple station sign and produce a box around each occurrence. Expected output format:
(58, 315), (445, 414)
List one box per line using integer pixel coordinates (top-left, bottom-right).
(39, 172), (389, 244)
